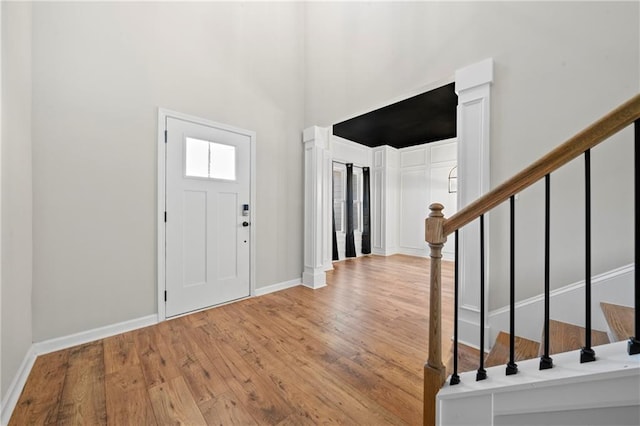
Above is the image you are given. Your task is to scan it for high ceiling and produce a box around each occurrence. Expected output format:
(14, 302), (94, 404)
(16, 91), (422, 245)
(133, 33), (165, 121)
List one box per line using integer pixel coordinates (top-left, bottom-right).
(332, 83), (457, 149)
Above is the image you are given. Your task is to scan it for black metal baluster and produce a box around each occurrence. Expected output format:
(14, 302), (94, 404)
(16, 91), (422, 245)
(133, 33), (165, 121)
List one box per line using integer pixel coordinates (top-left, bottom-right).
(630, 120), (640, 355)
(581, 150), (596, 363)
(450, 230), (461, 385)
(477, 215), (487, 381)
(506, 196), (518, 375)
(540, 174), (554, 370)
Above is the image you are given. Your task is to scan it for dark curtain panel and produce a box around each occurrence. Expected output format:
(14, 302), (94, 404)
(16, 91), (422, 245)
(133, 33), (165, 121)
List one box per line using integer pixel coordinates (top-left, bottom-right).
(332, 171), (339, 261)
(345, 163), (357, 258)
(361, 167), (371, 254)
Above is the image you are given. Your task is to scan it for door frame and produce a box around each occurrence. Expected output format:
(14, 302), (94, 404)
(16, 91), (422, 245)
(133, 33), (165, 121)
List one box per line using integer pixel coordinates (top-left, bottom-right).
(157, 108), (256, 321)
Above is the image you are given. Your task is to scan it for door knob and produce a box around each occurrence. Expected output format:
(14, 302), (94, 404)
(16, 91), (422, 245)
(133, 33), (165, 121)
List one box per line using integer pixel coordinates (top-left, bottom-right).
(242, 221), (250, 227)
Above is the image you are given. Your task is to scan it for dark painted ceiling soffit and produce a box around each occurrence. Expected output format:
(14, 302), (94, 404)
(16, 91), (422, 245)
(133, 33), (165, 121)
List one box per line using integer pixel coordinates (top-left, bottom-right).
(332, 82), (457, 149)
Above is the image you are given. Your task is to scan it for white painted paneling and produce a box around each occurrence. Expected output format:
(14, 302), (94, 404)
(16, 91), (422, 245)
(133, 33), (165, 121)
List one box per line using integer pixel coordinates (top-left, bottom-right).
(374, 149), (384, 168)
(495, 406), (639, 426)
(397, 140), (457, 259)
(430, 163), (457, 257)
(400, 169), (429, 251)
(431, 140), (457, 163)
(384, 146), (400, 255)
(400, 147), (427, 168)
(439, 394), (492, 426)
(438, 341), (640, 426)
(372, 169), (384, 251)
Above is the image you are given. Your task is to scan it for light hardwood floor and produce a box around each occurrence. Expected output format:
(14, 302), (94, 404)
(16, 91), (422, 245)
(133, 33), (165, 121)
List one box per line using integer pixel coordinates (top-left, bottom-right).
(9, 254), (455, 425)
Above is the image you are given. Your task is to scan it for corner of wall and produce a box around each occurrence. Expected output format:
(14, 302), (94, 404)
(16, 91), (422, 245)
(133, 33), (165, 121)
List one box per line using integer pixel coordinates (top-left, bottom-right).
(1, 0), (34, 410)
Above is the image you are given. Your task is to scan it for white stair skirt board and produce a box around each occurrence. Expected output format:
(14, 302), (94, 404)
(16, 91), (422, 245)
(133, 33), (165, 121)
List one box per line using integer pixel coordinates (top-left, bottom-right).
(437, 341), (640, 426)
(254, 278), (302, 297)
(0, 314), (157, 426)
(488, 263), (634, 346)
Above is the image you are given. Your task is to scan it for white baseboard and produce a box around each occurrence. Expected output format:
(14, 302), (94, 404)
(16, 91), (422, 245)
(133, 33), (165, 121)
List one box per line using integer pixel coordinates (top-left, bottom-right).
(488, 263), (634, 343)
(33, 314), (158, 356)
(0, 314), (157, 425)
(398, 247), (428, 258)
(372, 247), (398, 256)
(254, 278), (301, 296)
(1, 346), (37, 426)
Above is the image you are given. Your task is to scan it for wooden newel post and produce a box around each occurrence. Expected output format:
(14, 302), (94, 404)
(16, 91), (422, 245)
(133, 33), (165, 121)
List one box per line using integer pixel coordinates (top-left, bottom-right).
(424, 203), (447, 426)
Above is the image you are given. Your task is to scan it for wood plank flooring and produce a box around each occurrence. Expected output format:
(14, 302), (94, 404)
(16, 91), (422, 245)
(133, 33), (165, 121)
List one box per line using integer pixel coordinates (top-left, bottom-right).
(10, 255), (455, 425)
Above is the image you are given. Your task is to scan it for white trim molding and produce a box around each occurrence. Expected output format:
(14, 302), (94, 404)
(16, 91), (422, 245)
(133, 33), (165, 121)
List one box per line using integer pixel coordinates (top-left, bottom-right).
(254, 278), (301, 297)
(33, 315), (158, 356)
(454, 58), (494, 348)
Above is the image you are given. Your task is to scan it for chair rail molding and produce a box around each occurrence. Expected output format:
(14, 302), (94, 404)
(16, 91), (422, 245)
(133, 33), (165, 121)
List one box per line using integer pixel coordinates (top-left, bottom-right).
(455, 58), (494, 348)
(302, 126), (332, 289)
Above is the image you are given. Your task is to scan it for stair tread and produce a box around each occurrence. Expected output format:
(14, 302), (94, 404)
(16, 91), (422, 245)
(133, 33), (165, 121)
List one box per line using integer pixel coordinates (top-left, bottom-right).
(446, 341), (481, 375)
(485, 331), (540, 368)
(539, 319), (610, 356)
(600, 302), (635, 342)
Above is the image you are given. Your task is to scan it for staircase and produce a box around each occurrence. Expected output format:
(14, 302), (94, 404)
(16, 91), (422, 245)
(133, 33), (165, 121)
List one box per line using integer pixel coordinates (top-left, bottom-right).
(437, 303), (639, 426)
(423, 94), (640, 426)
(450, 303), (633, 375)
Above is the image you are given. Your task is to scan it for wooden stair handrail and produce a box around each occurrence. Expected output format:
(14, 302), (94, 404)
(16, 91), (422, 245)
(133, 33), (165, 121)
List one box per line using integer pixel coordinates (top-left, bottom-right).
(443, 93), (640, 236)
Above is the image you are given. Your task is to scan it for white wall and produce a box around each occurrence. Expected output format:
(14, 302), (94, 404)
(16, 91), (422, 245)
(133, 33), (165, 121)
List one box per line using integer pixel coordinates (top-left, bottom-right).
(1, 0), (33, 400)
(304, 1), (639, 310)
(30, 2), (305, 341)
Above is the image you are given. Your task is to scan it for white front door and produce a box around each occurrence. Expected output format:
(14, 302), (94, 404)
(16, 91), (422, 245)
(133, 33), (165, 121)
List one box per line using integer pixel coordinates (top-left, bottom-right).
(165, 116), (252, 317)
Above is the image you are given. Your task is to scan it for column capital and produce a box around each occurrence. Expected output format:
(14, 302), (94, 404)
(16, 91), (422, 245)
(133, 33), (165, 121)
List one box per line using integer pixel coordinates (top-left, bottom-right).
(455, 58), (493, 94)
(303, 126), (330, 149)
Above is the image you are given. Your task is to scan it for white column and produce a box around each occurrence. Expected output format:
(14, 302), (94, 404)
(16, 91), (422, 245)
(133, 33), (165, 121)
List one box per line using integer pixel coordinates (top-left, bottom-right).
(371, 146), (399, 256)
(455, 58), (493, 348)
(302, 126), (331, 289)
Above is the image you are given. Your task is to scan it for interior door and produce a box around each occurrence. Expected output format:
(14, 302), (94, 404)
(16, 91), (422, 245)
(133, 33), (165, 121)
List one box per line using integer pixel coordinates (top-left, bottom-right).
(165, 116), (251, 317)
